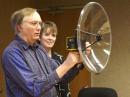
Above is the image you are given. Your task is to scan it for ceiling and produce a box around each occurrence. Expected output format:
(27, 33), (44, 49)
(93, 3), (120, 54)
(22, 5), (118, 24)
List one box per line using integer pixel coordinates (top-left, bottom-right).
(33, 0), (91, 11)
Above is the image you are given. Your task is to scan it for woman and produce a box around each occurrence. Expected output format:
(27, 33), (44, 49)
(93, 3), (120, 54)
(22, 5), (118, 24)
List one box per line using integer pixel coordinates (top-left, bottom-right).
(39, 21), (86, 97)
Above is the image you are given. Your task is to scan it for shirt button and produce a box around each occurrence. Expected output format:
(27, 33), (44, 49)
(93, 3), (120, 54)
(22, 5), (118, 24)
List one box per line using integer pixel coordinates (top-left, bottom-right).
(55, 80), (57, 83)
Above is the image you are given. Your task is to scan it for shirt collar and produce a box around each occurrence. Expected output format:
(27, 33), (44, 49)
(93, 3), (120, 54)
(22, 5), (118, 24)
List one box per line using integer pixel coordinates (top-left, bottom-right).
(15, 35), (39, 50)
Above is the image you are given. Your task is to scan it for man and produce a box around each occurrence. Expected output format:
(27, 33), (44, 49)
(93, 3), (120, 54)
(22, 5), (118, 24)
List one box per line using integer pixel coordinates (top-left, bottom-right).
(2, 8), (81, 97)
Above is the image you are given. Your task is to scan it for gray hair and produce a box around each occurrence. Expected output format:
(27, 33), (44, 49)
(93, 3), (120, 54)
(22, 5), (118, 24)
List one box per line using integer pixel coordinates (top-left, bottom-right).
(10, 7), (37, 34)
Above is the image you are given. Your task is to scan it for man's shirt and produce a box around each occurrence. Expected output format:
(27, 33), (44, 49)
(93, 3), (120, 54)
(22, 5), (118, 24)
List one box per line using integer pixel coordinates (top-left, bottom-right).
(2, 35), (60, 97)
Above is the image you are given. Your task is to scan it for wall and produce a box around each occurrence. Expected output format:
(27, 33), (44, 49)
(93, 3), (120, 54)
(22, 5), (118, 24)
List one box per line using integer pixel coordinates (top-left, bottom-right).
(91, 0), (130, 97)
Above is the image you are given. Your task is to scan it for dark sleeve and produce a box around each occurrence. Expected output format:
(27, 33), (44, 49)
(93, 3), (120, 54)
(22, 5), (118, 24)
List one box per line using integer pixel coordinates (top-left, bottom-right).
(52, 52), (84, 83)
(2, 49), (60, 97)
(60, 64), (84, 83)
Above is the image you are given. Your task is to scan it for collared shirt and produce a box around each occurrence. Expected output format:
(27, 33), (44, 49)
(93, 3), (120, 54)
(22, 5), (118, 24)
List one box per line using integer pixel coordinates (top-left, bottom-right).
(2, 35), (60, 97)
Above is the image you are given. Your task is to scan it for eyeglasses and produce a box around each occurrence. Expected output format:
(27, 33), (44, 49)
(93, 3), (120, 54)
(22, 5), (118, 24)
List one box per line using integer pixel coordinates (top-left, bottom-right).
(23, 21), (42, 27)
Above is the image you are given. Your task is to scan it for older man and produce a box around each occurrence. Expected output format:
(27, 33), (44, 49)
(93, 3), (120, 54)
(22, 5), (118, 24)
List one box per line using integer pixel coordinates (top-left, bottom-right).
(2, 8), (81, 97)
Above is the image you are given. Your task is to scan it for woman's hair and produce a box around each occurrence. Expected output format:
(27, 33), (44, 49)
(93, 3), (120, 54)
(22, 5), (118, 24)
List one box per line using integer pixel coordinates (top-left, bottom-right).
(10, 7), (37, 34)
(40, 21), (58, 38)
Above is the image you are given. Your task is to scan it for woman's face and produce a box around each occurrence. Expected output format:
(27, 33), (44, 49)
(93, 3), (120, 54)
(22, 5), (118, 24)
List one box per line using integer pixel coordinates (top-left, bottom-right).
(40, 27), (57, 50)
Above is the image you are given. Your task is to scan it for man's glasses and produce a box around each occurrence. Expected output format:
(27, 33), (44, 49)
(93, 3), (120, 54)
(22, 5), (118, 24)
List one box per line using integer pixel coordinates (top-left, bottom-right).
(23, 21), (42, 27)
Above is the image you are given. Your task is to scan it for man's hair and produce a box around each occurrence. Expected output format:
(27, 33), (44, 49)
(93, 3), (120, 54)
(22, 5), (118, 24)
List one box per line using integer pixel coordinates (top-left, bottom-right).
(40, 21), (58, 38)
(10, 7), (37, 34)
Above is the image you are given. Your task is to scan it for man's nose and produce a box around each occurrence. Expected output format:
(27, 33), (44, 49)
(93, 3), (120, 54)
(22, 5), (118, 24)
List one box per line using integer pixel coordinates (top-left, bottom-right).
(37, 23), (41, 30)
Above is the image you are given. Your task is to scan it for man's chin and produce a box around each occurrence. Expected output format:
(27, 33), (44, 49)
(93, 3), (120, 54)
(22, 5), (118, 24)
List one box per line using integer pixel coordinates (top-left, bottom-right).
(33, 37), (40, 42)
(34, 36), (40, 40)
(47, 45), (53, 48)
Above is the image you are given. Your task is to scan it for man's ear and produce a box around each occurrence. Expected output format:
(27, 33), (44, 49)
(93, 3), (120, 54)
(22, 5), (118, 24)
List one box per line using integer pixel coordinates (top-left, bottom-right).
(16, 24), (21, 32)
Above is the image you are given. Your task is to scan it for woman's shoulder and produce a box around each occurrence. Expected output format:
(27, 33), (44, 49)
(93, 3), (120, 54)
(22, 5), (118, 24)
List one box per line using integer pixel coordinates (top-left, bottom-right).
(52, 52), (63, 58)
(52, 52), (64, 62)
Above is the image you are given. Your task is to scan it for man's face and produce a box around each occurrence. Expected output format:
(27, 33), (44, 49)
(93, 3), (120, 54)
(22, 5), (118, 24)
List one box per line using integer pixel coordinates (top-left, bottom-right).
(18, 11), (42, 44)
